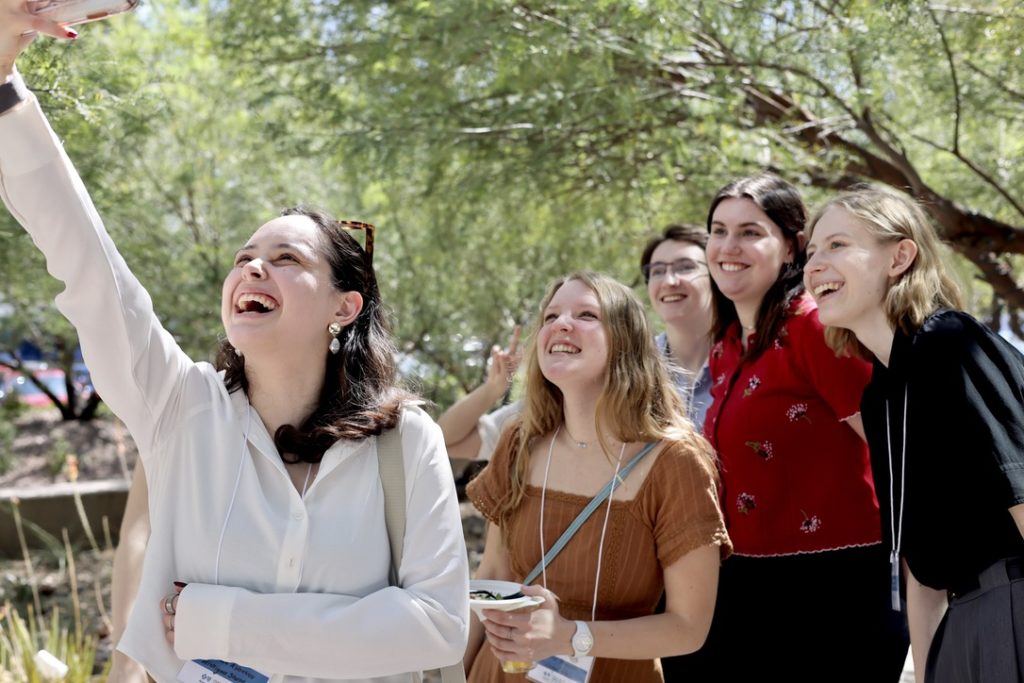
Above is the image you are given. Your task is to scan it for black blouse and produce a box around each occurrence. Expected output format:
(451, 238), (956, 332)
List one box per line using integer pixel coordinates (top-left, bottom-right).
(861, 309), (1024, 591)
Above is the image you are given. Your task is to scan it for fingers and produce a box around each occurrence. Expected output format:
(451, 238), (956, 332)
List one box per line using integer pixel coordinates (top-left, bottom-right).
(158, 586), (182, 646)
(28, 13), (78, 40)
(507, 325), (521, 355)
(160, 600), (175, 644)
(520, 584), (558, 608)
(482, 618), (519, 655)
(1, 2), (76, 77)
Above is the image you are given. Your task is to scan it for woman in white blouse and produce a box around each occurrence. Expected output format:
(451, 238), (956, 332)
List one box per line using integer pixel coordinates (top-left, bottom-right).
(0, 10), (468, 683)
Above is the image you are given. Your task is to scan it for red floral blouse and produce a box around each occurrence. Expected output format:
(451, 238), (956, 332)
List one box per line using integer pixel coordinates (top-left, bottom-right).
(704, 293), (882, 556)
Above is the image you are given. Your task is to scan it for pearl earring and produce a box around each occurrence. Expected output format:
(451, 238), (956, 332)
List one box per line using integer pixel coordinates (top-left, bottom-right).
(328, 322), (342, 354)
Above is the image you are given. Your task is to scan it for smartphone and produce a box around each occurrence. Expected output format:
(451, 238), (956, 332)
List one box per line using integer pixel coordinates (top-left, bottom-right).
(29, 0), (140, 27)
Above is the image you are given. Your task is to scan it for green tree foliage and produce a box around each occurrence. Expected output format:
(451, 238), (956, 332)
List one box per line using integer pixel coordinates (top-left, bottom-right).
(3, 1), (1024, 414)
(210, 0), (1024, 378)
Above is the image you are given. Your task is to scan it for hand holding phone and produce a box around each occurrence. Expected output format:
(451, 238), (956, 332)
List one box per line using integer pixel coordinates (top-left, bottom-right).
(29, 0), (139, 27)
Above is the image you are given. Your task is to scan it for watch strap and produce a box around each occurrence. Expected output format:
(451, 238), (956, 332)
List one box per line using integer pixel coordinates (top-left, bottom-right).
(0, 70), (30, 115)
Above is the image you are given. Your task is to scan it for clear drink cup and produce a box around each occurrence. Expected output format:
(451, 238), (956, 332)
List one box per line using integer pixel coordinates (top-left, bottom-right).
(499, 601), (540, 674)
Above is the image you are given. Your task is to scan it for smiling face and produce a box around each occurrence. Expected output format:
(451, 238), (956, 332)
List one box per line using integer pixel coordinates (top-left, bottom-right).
(646, 239), (713, 333)
(707, 197), (796, 312)
(536, 279), (609, 392)
(804, 205), (899, 333)
(221, 214), (352, 359)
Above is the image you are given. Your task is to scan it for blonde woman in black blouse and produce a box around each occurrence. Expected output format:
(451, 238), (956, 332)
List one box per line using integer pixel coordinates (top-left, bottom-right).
(805, 185), (1024, 683)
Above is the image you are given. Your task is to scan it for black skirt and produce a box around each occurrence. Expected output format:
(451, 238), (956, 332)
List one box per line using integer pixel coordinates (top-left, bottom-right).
(663, 544), (909, 683)
(927, 556), (1024, 683)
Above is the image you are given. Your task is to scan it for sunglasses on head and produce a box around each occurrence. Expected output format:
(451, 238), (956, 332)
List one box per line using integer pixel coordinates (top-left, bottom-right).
(337, 219), (375, 264)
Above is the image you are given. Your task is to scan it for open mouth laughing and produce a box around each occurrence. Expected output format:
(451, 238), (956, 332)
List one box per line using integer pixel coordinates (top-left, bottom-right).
(549, 343), (580, 355)
(811, 281), (843, 300)
(235, 292), (279, 314)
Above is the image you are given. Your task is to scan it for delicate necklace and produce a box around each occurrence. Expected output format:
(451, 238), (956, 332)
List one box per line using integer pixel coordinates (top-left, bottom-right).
(562, 423), (591, 449)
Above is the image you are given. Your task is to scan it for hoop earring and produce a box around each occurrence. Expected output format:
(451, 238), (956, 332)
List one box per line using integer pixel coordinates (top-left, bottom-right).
(328, 322), (342, 355)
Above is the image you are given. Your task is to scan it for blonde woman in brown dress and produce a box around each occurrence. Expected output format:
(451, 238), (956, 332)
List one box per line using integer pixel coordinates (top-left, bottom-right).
(464, 272), (731, 682)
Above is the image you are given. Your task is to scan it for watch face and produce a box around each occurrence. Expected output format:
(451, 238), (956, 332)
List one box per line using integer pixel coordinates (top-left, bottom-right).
(572, 623), (594, 654)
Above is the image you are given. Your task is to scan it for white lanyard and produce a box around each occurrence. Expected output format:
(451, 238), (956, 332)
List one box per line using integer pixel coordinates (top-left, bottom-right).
(885, 387), (908, 611)
(539, 426), (625, 621)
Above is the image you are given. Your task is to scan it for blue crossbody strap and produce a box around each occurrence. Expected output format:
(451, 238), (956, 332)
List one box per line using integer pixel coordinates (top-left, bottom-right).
(523, 441), (659, 586)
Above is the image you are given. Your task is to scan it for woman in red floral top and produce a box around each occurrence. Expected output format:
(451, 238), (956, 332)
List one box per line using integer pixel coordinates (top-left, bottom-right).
(680, 174), (909, 682)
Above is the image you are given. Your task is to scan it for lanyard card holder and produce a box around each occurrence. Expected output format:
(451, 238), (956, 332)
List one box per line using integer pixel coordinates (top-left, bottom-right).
(527, 655), (594, 683)
(177, 659), (270, 683)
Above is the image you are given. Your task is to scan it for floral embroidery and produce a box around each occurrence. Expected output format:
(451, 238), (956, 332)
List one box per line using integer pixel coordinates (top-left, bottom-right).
(773, 337), (784, 350)
(743, 375), (761, 397)
(745, 440), (774, 460)
(711, 342), (724, 360)
(800, 511), (822, 533)
(715, 372), (726, 386)
(737, 493), (756, 515)
(786, 403), (811, 423)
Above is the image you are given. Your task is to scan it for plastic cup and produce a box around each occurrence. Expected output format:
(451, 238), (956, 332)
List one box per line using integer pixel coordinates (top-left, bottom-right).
(469, 579), (544, 676)
(497, 601), (539, 674)
(501, 659), (536, 674)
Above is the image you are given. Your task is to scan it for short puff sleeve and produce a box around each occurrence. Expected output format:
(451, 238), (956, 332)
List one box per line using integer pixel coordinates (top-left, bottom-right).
(792, 300), (871, 421)
(637, 439), (732, 568)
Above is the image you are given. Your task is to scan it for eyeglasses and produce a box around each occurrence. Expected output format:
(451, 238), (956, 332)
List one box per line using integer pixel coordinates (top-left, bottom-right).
(642, 258), (707, 282)
(337, 219), (375, 264)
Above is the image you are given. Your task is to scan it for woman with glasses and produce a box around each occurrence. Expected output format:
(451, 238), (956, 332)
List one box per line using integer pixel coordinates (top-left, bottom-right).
(464, 271), (730, 682)
(0, 15), (467, 683)
(805, 186), (1024, 683)
(697, 173), (908, 681)
(639, 224), (715, 429)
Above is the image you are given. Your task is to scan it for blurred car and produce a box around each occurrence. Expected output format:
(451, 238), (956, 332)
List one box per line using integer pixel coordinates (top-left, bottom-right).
(7, 368), (70, 407)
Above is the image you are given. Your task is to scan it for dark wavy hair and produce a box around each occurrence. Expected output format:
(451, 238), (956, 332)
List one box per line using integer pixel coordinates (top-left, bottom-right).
(706, 174), (807, 360)
(215, 207), (413, 463)
(639, 223), (708, 282)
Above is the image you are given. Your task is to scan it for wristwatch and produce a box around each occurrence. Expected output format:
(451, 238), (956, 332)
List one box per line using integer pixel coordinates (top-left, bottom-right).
(571, 620), (594, 658)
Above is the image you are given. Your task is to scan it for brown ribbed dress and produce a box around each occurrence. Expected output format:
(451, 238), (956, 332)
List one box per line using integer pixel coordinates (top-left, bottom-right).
(466, 427), (731, 683)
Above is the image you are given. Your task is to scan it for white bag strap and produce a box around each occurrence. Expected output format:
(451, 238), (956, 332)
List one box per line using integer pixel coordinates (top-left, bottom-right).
(377, 416), (467, 683)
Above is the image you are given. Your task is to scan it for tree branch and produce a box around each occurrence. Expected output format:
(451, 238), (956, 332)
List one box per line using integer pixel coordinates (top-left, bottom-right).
(926, 5), (962, 153)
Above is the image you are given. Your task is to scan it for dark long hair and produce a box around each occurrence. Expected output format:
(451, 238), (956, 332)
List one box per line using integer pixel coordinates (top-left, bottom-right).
(215, 207), (413, 463)
(706, 174), (807, 360)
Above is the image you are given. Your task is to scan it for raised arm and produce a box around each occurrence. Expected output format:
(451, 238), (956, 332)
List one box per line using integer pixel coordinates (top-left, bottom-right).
(0, 21), (194, 455)
(439, 330), (521, 456)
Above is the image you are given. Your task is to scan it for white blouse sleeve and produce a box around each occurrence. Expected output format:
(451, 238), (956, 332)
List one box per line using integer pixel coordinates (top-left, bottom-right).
(172, 408), (470, 677)
(476, 399), (522, 461)
(0, 92), (192, 457)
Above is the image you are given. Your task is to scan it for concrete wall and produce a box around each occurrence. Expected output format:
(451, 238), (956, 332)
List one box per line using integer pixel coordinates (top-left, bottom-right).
(0, 480), (129, 557)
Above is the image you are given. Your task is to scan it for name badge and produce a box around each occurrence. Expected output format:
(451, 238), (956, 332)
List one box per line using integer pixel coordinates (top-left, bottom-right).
(890, 551), (902, 612)
(527, 655), (594, 683)
(177, 659), (271, 683)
